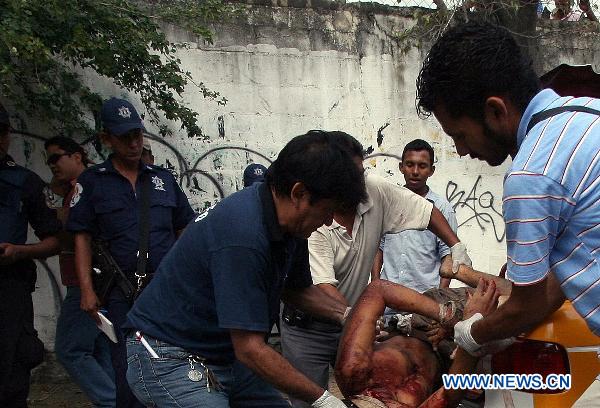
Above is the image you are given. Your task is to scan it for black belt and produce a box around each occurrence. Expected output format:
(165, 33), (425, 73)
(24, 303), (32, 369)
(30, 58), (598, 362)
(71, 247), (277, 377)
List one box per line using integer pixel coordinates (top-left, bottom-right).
(281, 304), (313, 328)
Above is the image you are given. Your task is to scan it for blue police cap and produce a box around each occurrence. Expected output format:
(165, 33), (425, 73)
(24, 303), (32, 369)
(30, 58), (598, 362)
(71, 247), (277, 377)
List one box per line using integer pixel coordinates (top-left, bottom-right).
(101, 97), (145, 136)
(243, 163), (268, 187)
(0, 103), (10, 127)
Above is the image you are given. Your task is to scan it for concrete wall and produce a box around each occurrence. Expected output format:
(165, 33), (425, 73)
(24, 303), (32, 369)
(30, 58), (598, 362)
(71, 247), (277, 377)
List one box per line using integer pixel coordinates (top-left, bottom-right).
(6, 2), (600, 349)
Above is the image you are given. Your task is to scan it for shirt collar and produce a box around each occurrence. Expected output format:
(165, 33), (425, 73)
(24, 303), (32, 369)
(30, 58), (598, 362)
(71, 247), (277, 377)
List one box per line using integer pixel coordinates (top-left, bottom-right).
(96, 154), (156, 175)
(516, 89), (562, 149)
(258, 182), (285, 242)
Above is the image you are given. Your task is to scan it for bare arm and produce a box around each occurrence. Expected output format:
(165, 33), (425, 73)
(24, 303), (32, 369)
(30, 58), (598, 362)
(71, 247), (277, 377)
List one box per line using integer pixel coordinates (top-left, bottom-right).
(74, 232), (101, 323)
(231, 330), (324, 403)
(471, 274), (565, 344)
(335, 280), (444, 396)
(0, 236), (60, 265)
(282, 285), (348, 325)
(371, 248), (383, 281)
(439, 257), (512, 296)
(316, 283), (349, 306)
(420, 279), (500, 408)
(428, 207), (459, 248)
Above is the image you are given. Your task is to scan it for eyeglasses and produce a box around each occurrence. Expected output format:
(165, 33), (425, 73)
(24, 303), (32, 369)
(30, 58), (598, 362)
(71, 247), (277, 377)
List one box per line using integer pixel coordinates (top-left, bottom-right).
(46, 152), (71, 166)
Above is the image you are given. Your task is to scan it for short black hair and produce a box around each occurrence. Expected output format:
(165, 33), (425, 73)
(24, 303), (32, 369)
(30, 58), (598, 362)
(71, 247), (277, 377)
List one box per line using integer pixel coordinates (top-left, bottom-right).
(267, 130), (367, 210)
(416, 22), (540, 120)
(44, 136), (90, 165)
(402, 139), (434, 164)
(327, 131), (365, 159)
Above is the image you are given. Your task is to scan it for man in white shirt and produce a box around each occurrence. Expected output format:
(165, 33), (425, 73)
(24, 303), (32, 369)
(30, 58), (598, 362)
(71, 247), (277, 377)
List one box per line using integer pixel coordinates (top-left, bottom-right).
(280, 132), (471, 408)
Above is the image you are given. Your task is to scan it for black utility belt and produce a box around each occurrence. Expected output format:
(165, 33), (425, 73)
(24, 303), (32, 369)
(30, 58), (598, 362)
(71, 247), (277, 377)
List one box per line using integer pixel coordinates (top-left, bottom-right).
(281, 305), (341, 331)
(282, 304), (313, 328)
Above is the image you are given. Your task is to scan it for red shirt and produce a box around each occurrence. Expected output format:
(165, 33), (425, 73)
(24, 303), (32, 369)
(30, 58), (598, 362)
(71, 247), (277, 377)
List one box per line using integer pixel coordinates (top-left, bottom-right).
(59, 181), (78, 286)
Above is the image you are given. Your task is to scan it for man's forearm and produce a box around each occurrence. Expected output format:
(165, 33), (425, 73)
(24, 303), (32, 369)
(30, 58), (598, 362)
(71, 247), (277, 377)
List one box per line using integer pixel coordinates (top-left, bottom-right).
(282, 285), (347, 324)
(371, 249), (383, 281)
(471, 279), (564, 344)
(74, 232), (94, 292)
(15, 236), (60, 260)
(428, 207), (459, 248)
(232, 330), (323, 403)
(316, 283), (349, 306)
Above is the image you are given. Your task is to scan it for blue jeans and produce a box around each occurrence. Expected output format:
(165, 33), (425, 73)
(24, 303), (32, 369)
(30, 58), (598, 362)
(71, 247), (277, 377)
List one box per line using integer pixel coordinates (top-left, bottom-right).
(126, 334), (290, 407)
(55, 286), (115, 407)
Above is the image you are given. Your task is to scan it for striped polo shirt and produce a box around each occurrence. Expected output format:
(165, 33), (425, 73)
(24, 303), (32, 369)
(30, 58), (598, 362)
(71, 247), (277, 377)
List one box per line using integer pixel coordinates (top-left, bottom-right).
(504, 89), (600, 336)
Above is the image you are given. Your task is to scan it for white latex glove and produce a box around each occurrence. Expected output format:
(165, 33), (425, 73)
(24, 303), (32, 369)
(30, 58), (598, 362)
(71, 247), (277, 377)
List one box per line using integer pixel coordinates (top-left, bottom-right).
(453, 313), (483, 356)
(454, 313), (515, 357)
(450, 242), (472, 274)
(311, 390), (347, 408)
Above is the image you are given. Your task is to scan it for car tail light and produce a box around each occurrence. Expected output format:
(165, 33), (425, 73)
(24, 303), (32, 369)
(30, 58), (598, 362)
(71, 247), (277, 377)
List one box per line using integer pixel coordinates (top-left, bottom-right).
(491, 338), (570, 394)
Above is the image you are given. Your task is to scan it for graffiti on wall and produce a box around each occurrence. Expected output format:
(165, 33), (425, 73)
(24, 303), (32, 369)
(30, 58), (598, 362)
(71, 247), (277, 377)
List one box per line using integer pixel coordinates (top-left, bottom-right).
(446, 175), (505, 243)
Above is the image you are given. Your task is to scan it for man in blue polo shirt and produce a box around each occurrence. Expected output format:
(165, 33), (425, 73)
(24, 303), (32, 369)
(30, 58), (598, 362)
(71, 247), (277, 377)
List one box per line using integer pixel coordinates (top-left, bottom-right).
(416, 22), (600, 405)
(125, 130), (367, 408)
(67, 98), (195, 407)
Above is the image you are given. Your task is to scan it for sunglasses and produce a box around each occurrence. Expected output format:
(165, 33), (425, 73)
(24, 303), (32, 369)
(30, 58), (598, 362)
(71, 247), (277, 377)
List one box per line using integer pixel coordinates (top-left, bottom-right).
(46, 152), (71, 166)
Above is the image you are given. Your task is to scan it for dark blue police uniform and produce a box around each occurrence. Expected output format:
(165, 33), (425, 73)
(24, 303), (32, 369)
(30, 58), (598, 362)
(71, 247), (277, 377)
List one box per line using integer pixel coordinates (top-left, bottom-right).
(66, 156), (195, 408)
(0, 154), (61, 406)
(124, 182), (312, 407)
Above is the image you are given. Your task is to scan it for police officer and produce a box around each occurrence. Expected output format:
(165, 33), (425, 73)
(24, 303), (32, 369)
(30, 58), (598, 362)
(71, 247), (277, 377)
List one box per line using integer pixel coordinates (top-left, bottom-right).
(124, 130), (366, 408)
(67, 98), (195, 407)
(0, 103), (61, 407)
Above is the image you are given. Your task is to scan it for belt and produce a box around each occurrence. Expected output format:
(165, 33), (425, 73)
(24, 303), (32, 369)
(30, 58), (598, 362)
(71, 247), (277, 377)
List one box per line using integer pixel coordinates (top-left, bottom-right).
(282, 304), (313, 328)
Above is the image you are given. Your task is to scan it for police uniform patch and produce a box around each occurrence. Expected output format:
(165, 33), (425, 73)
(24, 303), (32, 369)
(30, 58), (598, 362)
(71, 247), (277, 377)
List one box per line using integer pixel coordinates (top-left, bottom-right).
(70, 183), (83, 207)
(152, 175), (165, 191)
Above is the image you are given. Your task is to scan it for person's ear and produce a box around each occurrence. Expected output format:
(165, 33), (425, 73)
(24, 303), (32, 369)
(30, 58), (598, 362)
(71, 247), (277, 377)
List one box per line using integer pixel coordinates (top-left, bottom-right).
(99, 131), (112, 149)
(430, 164), (436, 176)
(483, 97), (509, 135)
(290, 182), (309, 209)
(72, 151), (82, 165)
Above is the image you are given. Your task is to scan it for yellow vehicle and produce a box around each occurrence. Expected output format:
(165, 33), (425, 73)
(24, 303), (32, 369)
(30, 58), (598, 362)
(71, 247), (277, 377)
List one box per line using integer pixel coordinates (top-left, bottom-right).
(484, 301), (600, 407)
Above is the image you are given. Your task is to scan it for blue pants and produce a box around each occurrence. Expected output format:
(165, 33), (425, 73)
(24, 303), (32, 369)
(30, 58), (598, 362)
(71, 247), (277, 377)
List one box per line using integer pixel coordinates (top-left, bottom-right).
(106, 288), (144, 408)
(126, 334), (290, 407)
(55, 286), (115, 407)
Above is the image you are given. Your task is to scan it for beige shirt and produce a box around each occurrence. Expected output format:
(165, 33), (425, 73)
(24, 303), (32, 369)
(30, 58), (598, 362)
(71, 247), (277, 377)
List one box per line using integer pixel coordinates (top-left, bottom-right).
(309, 174), (433, 306)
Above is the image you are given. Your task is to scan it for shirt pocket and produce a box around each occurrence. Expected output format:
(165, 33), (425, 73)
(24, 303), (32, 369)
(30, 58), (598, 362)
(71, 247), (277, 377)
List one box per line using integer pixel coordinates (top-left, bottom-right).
(149, 193), (176, 231)
(94, 198), (133, 237)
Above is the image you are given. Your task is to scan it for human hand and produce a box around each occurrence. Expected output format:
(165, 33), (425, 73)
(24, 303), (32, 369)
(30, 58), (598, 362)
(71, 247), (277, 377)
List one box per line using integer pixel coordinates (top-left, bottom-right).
(0, 243), (23, 265)
(439, 256), (454, 279)
(80, 288), (101, 324)
(311, 390), (347, 408)
(463, 278), (499, 320)
(426, 322), (448, 350)
(450, 242), (472, 274)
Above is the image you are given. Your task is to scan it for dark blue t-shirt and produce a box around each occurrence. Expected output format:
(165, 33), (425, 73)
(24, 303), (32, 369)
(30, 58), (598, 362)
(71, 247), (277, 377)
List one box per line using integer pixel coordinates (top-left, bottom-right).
(66, 157), (195, 277)
(125, 182), (312, 362)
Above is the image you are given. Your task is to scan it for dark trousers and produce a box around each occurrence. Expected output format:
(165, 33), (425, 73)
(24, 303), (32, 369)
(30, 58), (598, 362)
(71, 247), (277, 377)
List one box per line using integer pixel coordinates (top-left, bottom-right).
(0, 279), (41, 408)
(106, 287), (145, 408)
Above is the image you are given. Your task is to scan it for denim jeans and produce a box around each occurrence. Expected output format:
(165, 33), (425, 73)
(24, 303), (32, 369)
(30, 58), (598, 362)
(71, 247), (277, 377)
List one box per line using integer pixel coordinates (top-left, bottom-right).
(126, 334), (290, 407)
(55, 286), (115, 407)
